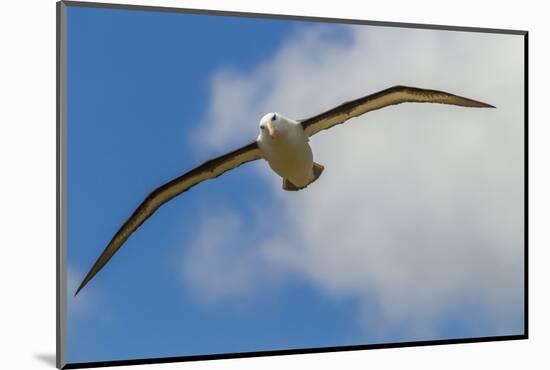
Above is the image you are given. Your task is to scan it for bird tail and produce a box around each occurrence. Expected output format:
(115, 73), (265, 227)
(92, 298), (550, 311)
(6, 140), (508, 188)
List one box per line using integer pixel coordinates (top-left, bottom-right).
(282, 163), (324, 191)
(312, 162), (325, 182)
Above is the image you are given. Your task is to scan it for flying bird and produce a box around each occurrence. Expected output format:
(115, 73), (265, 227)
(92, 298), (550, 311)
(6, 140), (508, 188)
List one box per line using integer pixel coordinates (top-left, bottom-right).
(75, 85), (494, 295)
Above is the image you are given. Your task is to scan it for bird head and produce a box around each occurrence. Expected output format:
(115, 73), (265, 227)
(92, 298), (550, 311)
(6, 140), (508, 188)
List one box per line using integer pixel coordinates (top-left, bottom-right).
(259, 112), (287, 140)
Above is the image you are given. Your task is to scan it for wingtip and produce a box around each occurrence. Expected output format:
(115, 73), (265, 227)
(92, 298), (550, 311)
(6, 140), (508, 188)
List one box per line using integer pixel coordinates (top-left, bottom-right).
(475, 101), (496, 109)
(74, 281), (86, 297)
(479, 101), (496, 108)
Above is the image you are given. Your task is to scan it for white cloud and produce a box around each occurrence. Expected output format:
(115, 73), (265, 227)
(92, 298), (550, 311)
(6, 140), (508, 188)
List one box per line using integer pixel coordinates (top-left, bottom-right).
(184, 24), (524, 339)
(179, 203), (290, 306)
(181, 209), (266, 303)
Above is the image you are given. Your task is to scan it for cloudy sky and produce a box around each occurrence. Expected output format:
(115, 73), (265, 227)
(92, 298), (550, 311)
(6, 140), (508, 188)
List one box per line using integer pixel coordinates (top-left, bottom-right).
(66, 5), (524, 364)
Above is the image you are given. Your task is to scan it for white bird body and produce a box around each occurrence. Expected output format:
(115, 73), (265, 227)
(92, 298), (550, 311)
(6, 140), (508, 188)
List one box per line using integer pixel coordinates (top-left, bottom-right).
(257, 113), (315, 188)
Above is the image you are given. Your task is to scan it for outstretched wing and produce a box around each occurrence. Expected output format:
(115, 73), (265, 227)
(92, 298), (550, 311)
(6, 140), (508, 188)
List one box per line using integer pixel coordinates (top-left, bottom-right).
(75, 141), (262, 295)
(300, 85), (495, 137)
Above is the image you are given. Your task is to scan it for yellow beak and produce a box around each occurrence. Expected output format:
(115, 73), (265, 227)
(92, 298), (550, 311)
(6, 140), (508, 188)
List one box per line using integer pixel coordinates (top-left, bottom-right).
(267, 122), (276, 138)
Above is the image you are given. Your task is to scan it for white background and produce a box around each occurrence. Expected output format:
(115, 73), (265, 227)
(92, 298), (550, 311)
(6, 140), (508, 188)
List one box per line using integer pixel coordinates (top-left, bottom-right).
(0, 0), (545, 369)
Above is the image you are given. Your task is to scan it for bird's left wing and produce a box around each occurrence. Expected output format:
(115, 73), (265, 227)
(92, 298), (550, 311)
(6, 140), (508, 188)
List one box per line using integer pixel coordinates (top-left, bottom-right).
(75, 141), (262, 296)
(300, 85), (495, 137)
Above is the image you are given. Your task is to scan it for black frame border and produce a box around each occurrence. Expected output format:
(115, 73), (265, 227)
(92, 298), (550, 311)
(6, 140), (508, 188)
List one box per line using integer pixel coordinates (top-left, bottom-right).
(56, 1), (529, 369)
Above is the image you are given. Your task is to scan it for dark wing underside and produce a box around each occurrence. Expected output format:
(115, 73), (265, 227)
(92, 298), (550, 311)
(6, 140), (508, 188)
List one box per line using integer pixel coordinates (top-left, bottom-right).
(75, 141), (262, 295)
(300, 85), (495, 137)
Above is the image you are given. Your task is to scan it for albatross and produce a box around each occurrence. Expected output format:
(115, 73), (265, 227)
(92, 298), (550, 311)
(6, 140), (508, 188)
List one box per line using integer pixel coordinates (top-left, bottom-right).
(75, 85), (494, 295)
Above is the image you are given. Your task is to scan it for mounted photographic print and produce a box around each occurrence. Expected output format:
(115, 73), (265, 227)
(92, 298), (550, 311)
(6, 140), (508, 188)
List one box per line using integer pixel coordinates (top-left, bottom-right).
(57, 1), (528, 368)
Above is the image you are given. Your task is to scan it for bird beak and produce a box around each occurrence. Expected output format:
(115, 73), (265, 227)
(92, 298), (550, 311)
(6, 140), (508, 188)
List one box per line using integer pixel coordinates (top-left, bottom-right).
(267, 122), (276, 138)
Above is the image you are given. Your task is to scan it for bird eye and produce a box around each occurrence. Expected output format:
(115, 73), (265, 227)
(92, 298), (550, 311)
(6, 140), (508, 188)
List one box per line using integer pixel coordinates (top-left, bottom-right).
(260, 125), (265, 130)
(272, 114), (277, 121)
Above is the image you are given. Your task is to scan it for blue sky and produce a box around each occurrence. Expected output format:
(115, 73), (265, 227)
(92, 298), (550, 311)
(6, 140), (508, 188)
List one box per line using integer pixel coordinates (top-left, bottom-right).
(66, 5), (524, 364)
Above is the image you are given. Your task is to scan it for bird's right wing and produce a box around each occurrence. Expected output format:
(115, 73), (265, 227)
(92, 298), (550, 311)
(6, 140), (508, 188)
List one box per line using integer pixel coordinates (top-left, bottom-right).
(300, 85), (495, 137)
(75, 141), (262, 296)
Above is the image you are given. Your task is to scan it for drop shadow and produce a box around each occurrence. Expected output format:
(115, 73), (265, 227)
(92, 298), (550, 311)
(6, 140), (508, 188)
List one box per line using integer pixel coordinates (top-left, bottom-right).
(34, 353), (56, 367)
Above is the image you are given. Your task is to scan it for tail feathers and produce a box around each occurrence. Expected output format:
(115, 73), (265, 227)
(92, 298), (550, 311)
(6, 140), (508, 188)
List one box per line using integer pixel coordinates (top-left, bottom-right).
(283, 178), (301, 191)
(282, 162), (325, 191)
(312, 162), (324, 180)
